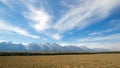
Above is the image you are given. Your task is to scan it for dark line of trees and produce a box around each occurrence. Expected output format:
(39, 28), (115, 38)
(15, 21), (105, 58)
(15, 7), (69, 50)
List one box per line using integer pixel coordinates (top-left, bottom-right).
(0, 51), (120, 56)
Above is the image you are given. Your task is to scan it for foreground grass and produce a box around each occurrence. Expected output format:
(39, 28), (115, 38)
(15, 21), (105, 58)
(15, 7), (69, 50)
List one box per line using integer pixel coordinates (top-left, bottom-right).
(0, 54), (120, 68)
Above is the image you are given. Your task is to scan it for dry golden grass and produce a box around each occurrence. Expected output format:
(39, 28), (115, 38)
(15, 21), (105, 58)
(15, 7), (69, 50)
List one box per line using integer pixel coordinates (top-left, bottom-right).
(0, 54), (120, 68)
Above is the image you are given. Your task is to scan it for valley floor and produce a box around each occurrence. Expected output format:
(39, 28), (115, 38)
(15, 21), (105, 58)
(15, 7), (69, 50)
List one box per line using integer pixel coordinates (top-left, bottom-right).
(0, 54), (120, 68)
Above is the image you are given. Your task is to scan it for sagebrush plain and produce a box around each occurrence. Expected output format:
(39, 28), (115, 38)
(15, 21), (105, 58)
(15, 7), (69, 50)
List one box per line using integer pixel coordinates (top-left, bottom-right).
(0, 54), (120, 68)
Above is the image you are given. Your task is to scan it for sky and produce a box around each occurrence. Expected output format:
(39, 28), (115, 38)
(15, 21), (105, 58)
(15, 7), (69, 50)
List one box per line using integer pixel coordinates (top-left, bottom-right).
(0, 0), (120, 50)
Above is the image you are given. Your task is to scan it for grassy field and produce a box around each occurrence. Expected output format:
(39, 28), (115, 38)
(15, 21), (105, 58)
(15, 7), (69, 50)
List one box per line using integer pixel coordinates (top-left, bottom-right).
(0, 54), (120, 68)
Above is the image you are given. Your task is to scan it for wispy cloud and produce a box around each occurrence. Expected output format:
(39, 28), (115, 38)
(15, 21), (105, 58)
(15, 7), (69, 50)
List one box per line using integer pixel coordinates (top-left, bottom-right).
(8, 0), (52, 32)
(0, 0), (53, 39)
(0, 20), (39, 39)
(61, 0), (82, 8)
(0, 0), (24, 12)
(109, 19), (120, 29)
(89, 19), (120, 36)
(78, 33), (120, 43)
(88, 29), (115, 36)
(23, 6), (51, 32)
(54, 0), (120, 32)
(51, 33), (62, 40)
(0, 0), (36, 11)
(0, 39), (6, 42)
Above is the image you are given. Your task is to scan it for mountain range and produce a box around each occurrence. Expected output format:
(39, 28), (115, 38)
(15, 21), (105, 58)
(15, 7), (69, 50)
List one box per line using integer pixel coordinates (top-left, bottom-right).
(0, 42), (108, 52)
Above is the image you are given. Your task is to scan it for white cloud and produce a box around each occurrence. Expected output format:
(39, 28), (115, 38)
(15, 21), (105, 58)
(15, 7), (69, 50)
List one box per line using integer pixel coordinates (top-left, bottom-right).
(0, 0), (24, 12)
(78, 33), (120, 43)
(54, 0), (120, 32)
(51, 33), (62, 40)
(0, 20), (39, 39)
(88, 29), (115, 36)
(0, 39), (6, 42)
(61, 0), (82, 8)
(1, 0), (120, 43)
(23, 6), (51, 32)
(0, 0), (36, 10)
(0, 0), (54, 40)
(88, 19), (120, 36)
(60, 42), (71, 46)
(109, 19), (120, 29)
(0, 0), (8, 5)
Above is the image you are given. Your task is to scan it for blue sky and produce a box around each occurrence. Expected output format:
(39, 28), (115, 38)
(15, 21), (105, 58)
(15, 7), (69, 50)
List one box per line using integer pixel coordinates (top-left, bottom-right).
(0, 0), (120, 50)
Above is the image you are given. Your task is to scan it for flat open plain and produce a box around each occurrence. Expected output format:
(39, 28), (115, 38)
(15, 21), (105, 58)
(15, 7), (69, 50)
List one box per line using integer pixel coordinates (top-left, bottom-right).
(0, 54), (120, 68)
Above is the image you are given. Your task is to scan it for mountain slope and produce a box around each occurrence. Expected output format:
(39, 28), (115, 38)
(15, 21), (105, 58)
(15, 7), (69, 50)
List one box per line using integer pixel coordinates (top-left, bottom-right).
(0, 42), (108, 52)
(0, 42), (26, 52)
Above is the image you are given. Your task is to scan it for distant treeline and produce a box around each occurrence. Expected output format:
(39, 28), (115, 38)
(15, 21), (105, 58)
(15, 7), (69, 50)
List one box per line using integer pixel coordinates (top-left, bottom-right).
(0, 51), (120, 56)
